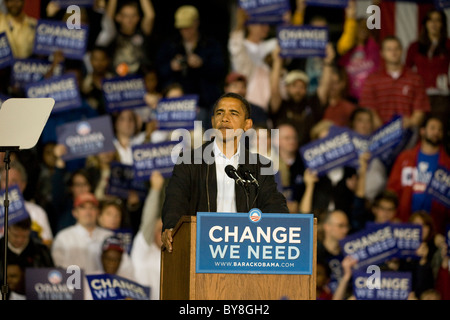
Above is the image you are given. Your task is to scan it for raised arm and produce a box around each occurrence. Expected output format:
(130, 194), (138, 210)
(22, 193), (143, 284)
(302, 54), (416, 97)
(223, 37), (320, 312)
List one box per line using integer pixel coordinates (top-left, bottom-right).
(139, 0), (155, 36)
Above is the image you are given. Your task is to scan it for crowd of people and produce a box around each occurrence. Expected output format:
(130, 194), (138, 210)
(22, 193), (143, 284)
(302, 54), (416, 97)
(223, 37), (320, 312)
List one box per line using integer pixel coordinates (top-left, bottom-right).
(0, 0), (449, 300)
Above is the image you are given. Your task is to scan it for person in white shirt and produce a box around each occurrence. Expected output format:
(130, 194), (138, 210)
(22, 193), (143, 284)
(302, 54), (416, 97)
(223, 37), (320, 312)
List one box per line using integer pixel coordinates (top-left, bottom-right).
(51, 192), (134, 279)
(130, 171), (165, 300)
(112, 109), (146, 166)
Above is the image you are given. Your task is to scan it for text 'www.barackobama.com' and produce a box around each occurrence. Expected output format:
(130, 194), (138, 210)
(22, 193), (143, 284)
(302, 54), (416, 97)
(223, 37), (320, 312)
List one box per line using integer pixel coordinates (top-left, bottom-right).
(214, 261), (295, 268)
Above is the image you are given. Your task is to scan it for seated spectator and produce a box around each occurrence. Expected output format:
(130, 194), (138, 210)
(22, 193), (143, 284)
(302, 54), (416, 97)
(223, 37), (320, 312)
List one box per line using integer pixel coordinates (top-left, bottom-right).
(316, 261), (333, 300)
(350, 189), (399, 232)
(316, 210), (351, 294)
(1, 160), (53, 247)
(51, 144), (97, 233)
(0, 217), (55, 288)
(387, 115), (450, 235)
(51, 192), (134, 279)
(84, 235), (135, 300)
(5, 263), (26, 300)
(97, 197), (129, 231)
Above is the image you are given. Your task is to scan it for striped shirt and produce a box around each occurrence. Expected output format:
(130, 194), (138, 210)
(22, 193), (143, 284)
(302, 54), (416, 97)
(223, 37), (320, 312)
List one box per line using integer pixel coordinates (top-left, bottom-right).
(359, 67), (430, 124)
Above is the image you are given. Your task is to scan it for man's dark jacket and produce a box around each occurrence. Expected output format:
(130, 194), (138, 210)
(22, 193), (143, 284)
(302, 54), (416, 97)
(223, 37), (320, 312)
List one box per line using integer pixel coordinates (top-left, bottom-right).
(162, 140), (289, 231)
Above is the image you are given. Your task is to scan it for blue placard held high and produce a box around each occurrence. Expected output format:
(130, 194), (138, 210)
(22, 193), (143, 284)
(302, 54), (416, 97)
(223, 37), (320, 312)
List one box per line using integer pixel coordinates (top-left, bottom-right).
(277, 25), (328, 58)
(196, 209), (314, 275)
(33, 19), (89, 60)
(0, 32), (14, 69)
(300, 128), (358, 176)
(103, 75), (147, 112)
(306, 0), (349, 8)
(156, 94), (198, 131)
(132, 141), (180, 180)
(56, 115), (116, 161)
(25, 73), (82, 113)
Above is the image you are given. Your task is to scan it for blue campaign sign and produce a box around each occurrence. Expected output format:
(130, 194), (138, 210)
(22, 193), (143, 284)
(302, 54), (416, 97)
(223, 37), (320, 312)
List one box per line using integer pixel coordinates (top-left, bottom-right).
(368, 115), (404, 160)
(106, 161), (148, 200)
(0, 32), (13, 69)
(103, 75), (147, 112)
(306, 0), (349, 8)
(300, 128), (358, 176)
(352, 271), (412, 300)
(86, 274), (150, 300)
(11, 58), (64, 89)
(239, 0), (290, 24)
(56, 115), (116, 161)
(132, 141), (180, 180)
(392, 223), (422, 259)
(0, 93), (9, 105)
(340, 223), (398, 270)
(239, 0), (289, 15)
(156, 94), (198, 131)
(0, 185), (30, 227)
(25, 73), (81, 113)
(33, 19), (89, 60)
(196, 210), (314, 275)
(277, 25), (328, 58)
(25, 267), (85, 300)
(426, 166), (450, 208)
(54, 0), (94, 7)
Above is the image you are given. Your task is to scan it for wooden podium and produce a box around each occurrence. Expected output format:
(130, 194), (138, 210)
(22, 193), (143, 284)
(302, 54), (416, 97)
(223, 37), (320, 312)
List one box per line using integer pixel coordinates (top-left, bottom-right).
(160, 215), (317, 300)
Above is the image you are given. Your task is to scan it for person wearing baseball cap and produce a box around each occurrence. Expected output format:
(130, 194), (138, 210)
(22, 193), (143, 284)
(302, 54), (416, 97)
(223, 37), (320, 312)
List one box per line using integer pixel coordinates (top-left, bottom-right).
(101, 236), (125, 275)
(51, 192), (115, 274)
(155, 4), (226, 130)
(174, 5), (199, 29)
(269, 43), (335, 147)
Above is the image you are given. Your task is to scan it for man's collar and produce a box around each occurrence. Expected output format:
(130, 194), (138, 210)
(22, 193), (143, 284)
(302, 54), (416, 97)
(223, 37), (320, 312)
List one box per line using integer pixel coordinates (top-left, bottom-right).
(213, 139), (241, 160)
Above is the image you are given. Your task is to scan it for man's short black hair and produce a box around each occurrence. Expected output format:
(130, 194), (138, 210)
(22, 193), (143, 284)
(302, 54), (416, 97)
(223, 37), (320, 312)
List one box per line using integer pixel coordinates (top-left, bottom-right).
(212, 92), (252, 119)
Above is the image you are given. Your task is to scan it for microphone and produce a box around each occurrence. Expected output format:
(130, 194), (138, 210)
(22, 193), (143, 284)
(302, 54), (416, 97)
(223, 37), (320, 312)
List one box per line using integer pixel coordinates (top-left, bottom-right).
(239, 166), (259, 188)
(225, 165), (246, 187)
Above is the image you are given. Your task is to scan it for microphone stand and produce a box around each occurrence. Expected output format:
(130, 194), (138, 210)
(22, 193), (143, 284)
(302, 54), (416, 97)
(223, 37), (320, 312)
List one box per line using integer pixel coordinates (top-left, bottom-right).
(1, 147), (19, 301)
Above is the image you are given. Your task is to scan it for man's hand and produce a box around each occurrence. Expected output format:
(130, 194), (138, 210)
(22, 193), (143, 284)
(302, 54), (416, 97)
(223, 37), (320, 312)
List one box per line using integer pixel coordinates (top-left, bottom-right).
(161, 228), (174, 253)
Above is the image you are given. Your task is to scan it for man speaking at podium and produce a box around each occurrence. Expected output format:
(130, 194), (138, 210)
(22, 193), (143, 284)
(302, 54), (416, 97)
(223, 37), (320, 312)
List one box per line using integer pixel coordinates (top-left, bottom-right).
(161, 92), (289, 252)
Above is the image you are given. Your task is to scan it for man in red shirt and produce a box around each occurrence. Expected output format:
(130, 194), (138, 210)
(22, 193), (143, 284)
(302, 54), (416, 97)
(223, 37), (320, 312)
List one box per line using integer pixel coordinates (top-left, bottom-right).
(359, 35), (431, 131)
(387, 116), (450, 235)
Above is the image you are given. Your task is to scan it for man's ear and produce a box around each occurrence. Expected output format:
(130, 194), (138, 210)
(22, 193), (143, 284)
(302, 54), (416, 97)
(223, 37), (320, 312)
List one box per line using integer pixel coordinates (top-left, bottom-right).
(244, 118), (253, 131)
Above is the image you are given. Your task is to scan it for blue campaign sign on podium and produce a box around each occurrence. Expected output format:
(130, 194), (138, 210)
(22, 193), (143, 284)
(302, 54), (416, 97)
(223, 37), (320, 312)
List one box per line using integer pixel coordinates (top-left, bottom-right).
(196, 209), (314, 275)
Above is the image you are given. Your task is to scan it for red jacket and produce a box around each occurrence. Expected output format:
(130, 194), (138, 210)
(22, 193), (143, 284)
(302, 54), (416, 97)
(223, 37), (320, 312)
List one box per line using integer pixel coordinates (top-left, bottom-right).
(387, 143), (450, 235)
